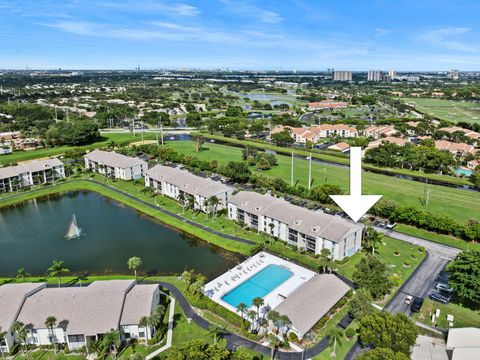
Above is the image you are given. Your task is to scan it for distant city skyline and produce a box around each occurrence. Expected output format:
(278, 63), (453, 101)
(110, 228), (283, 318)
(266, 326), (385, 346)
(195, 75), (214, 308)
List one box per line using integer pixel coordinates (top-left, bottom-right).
(1, 0), (480, 71)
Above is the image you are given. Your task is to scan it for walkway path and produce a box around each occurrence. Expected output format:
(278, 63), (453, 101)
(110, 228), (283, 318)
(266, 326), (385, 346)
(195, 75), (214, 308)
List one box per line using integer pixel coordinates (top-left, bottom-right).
(145, 296), (176, 359)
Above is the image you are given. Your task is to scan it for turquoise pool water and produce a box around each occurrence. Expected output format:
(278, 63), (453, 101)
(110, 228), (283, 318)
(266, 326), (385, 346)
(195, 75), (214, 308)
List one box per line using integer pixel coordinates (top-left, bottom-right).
(455, 168), (473, 176)
(221, 264), (293, 308)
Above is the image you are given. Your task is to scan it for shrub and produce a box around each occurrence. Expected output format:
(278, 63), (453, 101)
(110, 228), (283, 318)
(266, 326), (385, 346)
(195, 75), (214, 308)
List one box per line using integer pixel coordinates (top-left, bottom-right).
(345, 327), (356, 339)
(288, 332), (298, 342)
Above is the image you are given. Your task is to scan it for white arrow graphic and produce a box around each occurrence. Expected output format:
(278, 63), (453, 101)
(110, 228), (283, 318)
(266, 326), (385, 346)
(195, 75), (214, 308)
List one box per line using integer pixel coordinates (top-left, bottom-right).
(330, 147), (382, 222)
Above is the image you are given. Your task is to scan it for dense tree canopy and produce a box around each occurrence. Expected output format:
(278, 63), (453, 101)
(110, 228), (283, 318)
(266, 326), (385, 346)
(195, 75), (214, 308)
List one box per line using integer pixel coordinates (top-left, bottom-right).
(358, 312), (418, 355)
(447, 250), (480, 304)
(271, 130), (294, 147)
(353, 255), (393, 300)
(44, 120), (100, 146)
(357, 347), (410, 360)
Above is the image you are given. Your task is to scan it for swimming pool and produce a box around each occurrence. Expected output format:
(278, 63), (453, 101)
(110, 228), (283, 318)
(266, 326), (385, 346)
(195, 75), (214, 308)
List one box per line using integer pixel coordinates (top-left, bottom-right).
(455, 168), (473, 176)
(221, 264), (293, 308)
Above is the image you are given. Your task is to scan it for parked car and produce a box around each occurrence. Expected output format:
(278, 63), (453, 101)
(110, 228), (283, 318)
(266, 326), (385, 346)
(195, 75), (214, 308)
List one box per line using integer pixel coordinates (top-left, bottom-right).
(435, 283), (454, 294)
(429, 292), (450, 304)
(386, 222), (396, 229)
(405, 295), (413, 304)
(410, 297), (424, 312)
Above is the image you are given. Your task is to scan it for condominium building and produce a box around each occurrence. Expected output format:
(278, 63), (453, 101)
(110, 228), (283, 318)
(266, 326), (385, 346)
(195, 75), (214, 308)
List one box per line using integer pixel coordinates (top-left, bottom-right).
(144, 164), (234, 213)
(434, 140), (475, 155)
(227, 191), (364, 260)
(84, 150), (148, 180)
(0, 158), (65, 193)
(368, 70), (384, 82)
(364, 125), (398, 139)
(388, 69), (397, 78)
(447, 70), (459, 80)
(333, 71), (352, 82)
(4, 280), (162, 351)
(270, 125), (358, 144)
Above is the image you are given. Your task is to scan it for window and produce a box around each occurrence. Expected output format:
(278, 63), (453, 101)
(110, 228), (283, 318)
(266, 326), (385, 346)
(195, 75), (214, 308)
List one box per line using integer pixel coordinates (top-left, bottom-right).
(139, 331), (145, 338)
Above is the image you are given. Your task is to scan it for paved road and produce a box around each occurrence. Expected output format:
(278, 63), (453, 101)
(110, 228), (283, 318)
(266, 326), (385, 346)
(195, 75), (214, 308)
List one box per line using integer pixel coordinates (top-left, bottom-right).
(376, 227), (460, 315)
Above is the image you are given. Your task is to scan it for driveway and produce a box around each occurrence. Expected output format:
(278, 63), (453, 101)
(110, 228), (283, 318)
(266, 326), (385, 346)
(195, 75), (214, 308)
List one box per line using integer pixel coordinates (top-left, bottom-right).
(376, 227), (460, 316)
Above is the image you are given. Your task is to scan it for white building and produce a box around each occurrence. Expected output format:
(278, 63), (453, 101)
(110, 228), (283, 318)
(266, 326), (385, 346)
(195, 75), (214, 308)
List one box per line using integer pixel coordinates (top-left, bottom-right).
(368, 70), (384, 82)
(333, 71), (352, 82)
(11, 280), (161, 351)
(228, 191), (364, 260)
(84, 150), (148, 180)
(145, 164), (234, 213)
(447, 327), (480, 360)
(0, 158), (65, 193)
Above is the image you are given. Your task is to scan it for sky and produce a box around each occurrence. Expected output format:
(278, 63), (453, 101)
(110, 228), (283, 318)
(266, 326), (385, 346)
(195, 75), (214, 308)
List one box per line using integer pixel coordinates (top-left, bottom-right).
(0, 0), (479, 71)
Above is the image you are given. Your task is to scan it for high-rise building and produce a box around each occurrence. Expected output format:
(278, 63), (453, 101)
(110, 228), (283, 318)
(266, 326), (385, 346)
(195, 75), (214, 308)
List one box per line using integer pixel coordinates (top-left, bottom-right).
(333, 71), (352, 81)
(447, 70), (459, 80)
(388, 69), (396, 78)
(368, 70), (384, 82)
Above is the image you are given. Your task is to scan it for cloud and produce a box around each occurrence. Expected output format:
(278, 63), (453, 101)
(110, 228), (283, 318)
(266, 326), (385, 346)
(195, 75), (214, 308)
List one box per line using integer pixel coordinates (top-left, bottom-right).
(97, 1), (200, 16)
(218, 0), (283, 24)
(419, 27), (478, 52)
(374, 28), (391, 36)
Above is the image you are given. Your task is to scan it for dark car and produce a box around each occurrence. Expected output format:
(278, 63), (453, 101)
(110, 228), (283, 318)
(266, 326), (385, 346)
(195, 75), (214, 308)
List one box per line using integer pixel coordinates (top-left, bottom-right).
(429, 292), (450, 304)
(435, 283), (454, 295)
(437, 270), (449, 284)
(410, 297), (424, 313)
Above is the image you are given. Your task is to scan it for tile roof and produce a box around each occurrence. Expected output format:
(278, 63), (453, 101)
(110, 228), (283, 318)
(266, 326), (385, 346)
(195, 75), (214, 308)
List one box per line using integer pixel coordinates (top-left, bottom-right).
(17, 280), (135, 336)
(146, 164), (233, 198)
(229, 191), (363, 242)
(0, 159), (64, 180)
(0, 283), (46, 331)
(85, 150), (146, 169)
(273, 274), (350, 336)
(121, 284), (159, 325)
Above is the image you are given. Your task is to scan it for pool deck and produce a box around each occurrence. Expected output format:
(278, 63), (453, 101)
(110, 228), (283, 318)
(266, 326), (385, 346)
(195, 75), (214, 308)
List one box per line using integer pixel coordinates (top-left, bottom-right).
(203, 252), (315, 319)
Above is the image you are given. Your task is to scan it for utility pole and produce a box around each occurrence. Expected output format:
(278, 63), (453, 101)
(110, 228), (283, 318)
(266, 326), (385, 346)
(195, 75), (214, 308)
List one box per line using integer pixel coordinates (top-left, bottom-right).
(160, 124), (164, 145)
(308, 153), (312, 189)
(132, 118), (135, 138)
(54, 105), (57, 122)
(156, 122), (159, 146)
(66, 108), (69, 122)
(141, 121), (144, 144)
(291, 152), (294, 186)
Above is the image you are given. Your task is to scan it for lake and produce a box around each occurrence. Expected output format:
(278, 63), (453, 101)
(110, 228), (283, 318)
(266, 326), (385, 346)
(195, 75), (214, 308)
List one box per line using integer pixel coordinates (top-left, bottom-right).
(0, 191), (241, 278)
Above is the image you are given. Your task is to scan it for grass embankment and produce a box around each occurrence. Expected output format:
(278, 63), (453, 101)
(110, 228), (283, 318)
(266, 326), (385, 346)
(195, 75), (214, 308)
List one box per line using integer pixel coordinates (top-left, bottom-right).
(201, 133), (473, 187)
(168, 140), (479, 223)
(403, 97), (480, 124)
(396, 224), (480, 252)
(0, 133), (157, 166)
(413, 299), (480, 330)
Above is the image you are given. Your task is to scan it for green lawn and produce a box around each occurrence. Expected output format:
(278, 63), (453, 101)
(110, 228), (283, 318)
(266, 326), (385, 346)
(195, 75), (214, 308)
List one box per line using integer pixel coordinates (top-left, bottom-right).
(403, 97), (480, 124)
(336, 236), (426, 306)
(0, 133), (156, 166)
(15, 350), (86, 360)
(396, 224), (480, 252)
(168, 140), (479, 223)
(202, 133), (472, 187)
(412, 299), (480, 330)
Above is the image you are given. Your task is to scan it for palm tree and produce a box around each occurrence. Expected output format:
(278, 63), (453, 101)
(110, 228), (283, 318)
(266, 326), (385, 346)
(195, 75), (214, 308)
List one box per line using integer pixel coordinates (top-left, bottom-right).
(252, 297), (264, 325)
(206, 196), (220, 218)
(236, 302), (248, 321)
(16, 267), (30, 282)
(177, 192), (188, 213)
(365, 227), (384, 255)
(328, 327), (344, 358)
(127, 256), (142, 280)
(0, 327), (7, 358)
(180, 270), (193, 288)
(268, 334), (281, 360)
(107, 140), (117, 150)
(318, 249), (333, 274)
(247, 310), (257, 330)
(266, 310), (281, 334)
(13, 321), (28, 359)
(138, 316), (150, 341)
(45, 316), (58, 353)
(208, 325), (223, 344)
(47, 260), (70, 287)
(101, 329), (121, 360)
